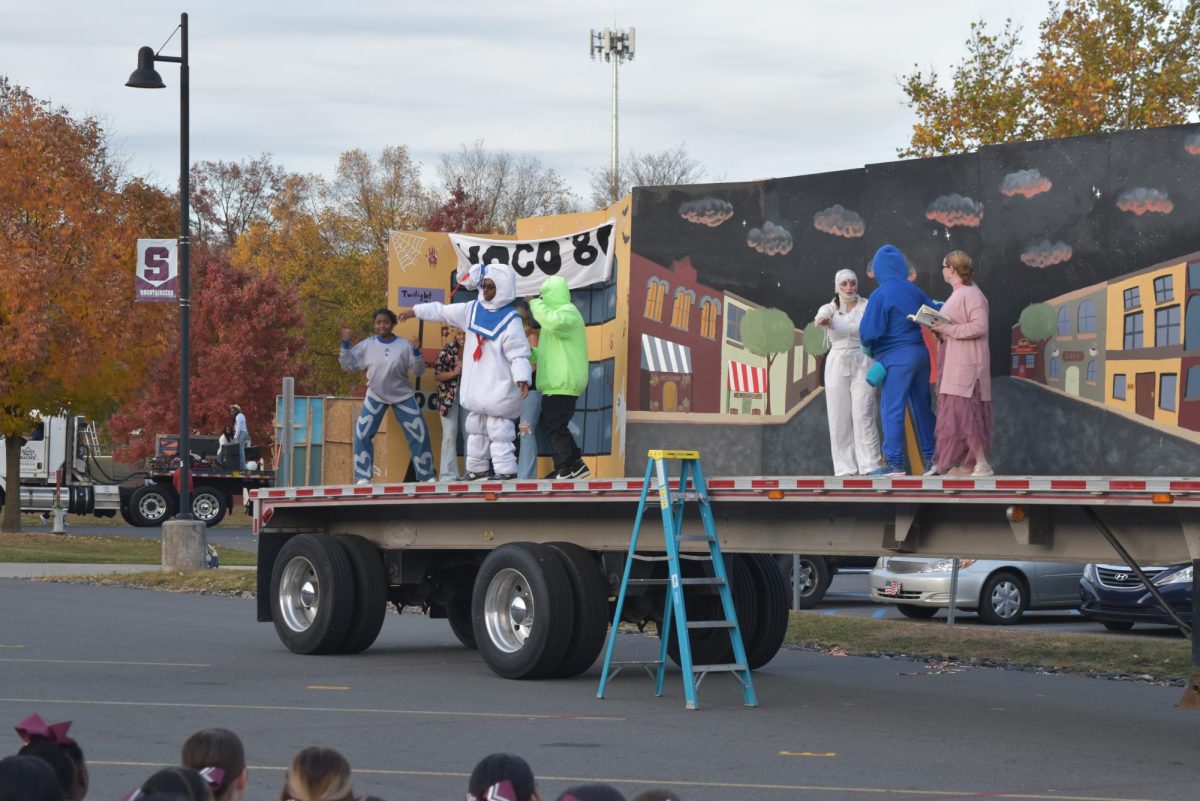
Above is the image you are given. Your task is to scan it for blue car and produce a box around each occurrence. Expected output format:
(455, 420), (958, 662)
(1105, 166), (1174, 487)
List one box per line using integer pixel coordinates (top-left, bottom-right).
(1078, 563), (1193, 631)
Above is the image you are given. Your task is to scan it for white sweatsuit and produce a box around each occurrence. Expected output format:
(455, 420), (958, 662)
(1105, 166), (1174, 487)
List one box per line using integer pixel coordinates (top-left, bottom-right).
(815, 298), (881, 475)
(413, 263), (532, 475)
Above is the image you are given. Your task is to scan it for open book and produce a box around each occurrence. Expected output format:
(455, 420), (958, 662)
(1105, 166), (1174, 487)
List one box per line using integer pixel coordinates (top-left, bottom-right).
(907, 304), (951, 328)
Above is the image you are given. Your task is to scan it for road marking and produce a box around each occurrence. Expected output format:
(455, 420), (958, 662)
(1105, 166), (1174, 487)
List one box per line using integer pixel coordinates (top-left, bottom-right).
(85, 761), (1169, 801)
(307, 685), (351, 691)
(822, 608), (838, 615)
(0, 697), (622, 722)
(0, 645), (25, 649)
(779, 751), (837, 757)
(0, 657), (207, 667)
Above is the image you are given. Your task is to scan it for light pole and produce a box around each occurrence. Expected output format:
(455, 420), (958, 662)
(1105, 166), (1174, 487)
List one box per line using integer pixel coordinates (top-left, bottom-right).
(589, 27), (635, 204)
(126, 12), (193, 521)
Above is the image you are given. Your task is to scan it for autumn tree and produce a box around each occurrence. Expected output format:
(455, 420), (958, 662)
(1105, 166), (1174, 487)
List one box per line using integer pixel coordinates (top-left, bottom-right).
(0, 79), (174, 532)
(589, 143), (708, 209)
(325, 146), (428, 264)
(740, 308), (796, 415)
(108, 244), (306, 462)
(900, 0), (1200, 157)
(437, 140), (577, 233)
(190, 154), (286, 250)
(425, 179), (487, 233)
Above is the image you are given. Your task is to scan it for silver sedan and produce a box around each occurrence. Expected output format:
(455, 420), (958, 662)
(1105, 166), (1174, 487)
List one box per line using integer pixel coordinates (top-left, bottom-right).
(869, 557), (1087, 624)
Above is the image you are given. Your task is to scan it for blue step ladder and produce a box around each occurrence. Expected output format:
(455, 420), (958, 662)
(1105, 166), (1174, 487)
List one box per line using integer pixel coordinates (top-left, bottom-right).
(596, 450), (757, 710)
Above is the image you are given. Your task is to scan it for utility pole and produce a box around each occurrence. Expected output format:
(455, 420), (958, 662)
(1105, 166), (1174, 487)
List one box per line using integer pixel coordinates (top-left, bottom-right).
(589, 27), (635, 204)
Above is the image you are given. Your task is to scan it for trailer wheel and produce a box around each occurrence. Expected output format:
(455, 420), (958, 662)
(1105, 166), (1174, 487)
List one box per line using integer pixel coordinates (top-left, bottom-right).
(472, 543), (575, 679)
(778, 555), (831, 609)
(119, 504), (136, 526)
(742, 554), (790, 669)
(128, 484), (177, 527)
(665, 555), (758, 667)
(331, 535), (388, 654)
(446, 569), (478, 650)
(191, 485), (228, 527)
(546, 542), (611, 678)
(271, 533), (354, 655)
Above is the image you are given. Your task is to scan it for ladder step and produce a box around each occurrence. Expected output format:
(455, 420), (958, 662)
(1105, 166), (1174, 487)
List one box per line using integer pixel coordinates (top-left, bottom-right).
(690, 663), (748, 673)
(676, 534), (714, 542)
(677, 491), (705, 501)
(630, 554), (671, 562)
(686, 620), (735, 629)
(627, 577), (725, 586)
(610, 660), (664, 667)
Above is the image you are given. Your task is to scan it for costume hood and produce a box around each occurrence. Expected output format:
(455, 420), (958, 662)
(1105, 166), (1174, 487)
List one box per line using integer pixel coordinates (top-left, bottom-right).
(459, 262), (517, 311)
(871, 245), (909, 284)
(538, 276), (572, 308)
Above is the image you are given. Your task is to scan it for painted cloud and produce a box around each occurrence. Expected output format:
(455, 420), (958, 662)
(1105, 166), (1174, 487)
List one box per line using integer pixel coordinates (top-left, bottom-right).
(1116, 187), (1174, 216)
(747, 221), (793, 256)
(925, 194), (984, 227)
(812, 204), (865, 238)
(1000, 169), (1052, 198)
(679, 197), (734, 227)
(1020, 240), (1073, 269)
(1185, 133), (1200, 156)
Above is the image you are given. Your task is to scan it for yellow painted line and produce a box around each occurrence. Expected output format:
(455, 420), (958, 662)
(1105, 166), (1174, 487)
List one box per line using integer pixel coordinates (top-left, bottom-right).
(779, 751), (837, 757)
(0, 697), (622, 722)
(84, 762), (1168, 801)
(307, 685), (350, 691)
(0, 657), (207, 667)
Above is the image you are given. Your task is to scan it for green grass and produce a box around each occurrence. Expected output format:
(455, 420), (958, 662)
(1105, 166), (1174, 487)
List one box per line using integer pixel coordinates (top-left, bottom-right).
(0, 532), (256, 566)
(39, 569), (256, 595)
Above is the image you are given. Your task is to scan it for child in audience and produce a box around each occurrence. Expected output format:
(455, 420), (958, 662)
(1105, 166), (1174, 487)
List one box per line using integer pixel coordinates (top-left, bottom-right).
(124, 767), (213, 801)
(14, 713), (87, 801)
(0, 755), (64, 801)
(280, 746), (354, 801)
(181, 728), (246, 801)
(468, 753), (539, 801)
(557, 785), (626, 801)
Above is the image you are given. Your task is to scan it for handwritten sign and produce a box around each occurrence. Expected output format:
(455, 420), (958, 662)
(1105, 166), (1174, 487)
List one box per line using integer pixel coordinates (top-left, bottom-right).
(449, 220), (615, 296)
(398, 287), (445, 306)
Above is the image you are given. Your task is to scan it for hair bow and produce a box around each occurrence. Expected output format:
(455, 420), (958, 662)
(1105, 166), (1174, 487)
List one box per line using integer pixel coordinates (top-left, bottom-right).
(467, 779), (518, 801)
(199, 766), (226, 790)
(15, 713), (75, 746)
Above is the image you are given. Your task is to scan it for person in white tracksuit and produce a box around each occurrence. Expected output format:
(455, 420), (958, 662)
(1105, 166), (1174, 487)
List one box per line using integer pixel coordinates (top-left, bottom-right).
(399, 263), (531, 480)
(814, 269), (881, 475)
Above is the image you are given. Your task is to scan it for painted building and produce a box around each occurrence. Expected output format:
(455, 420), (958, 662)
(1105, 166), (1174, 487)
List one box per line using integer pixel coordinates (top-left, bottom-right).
(1041, 284), (1107, 403)
(720, 292), (815, 416)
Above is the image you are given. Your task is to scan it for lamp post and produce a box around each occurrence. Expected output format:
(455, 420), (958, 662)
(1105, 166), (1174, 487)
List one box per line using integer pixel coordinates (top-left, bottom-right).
(127, 12), (193, 521)
(589, 27), (635, 204)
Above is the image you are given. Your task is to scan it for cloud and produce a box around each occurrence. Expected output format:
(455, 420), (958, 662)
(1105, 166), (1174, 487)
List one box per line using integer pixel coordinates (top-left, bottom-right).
(812, 204), (865, 238)
(1020, 240), (1073, 269)
(925, 194), (983, 227)
(1116, 187), (1174, 216)
(747, 221), (793, 255)
(1000, 168), (1052, 198)
(679, 197), (734, 227)
(1185, 133), (1200, 156)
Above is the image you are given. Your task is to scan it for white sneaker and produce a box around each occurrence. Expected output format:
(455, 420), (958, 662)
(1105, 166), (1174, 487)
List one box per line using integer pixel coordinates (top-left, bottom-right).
(923, 465), (941, 476)
(971, 463), (994, 478)
(355, 478), (371, 486)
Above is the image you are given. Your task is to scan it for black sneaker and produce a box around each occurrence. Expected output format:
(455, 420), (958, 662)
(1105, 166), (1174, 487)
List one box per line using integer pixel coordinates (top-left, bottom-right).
(491, 472), (516, 481)
(463, 470), (492, 481)
(562, 462), (591, 479)
(543, 469), (562, 479)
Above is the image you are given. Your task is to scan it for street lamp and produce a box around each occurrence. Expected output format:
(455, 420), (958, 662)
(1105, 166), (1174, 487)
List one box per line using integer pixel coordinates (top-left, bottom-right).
(589, 27), (636, 204)
(127, 12), (193, 521)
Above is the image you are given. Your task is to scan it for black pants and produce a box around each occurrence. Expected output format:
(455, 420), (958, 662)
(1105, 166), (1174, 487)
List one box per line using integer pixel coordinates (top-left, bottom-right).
(540, 393), (581, 471)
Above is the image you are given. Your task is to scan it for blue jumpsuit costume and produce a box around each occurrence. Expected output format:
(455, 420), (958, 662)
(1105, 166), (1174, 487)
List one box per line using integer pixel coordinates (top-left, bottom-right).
(858, 245), (937, 474)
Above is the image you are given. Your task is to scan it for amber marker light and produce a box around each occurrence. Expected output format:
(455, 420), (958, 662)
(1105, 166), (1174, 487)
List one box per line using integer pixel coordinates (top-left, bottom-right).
(768, 490), (785, 500)
(1152, 493), (1173, 504)
(1006, 505), (1026, 523)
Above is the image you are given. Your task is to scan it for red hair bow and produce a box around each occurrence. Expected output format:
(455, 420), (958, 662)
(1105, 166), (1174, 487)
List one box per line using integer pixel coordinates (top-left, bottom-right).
(15, 712), (75, 746)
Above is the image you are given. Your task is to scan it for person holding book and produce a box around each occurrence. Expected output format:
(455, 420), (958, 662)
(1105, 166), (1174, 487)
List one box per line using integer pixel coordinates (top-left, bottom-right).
(814, 269), (881, 475)
(926, 250), (993, 477)
(858, 245), (938, 476)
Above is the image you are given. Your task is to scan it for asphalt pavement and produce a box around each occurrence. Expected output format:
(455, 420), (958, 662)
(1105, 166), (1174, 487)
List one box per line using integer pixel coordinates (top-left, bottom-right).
(0, 579), (1195, 801)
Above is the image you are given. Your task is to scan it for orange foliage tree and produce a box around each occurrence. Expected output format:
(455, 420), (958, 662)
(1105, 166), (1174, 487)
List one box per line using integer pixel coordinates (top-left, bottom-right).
(0, 80), (174, 532)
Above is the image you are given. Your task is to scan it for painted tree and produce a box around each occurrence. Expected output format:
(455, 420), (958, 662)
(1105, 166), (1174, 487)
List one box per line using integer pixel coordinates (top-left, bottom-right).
(740, 308), (797, 415)
(0, 80), (174, 532)
(1018, 302), (1059, 383)
(107, 245), (306, 462)
(900, 0), (1200, 157)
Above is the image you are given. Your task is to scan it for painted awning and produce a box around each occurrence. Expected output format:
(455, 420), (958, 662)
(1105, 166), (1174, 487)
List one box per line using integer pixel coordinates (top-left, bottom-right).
(728, 360), (767, 394)
(640, 333), (692, 374)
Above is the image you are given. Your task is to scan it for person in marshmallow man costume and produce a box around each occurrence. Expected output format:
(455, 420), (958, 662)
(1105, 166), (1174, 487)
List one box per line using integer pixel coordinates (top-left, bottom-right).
(398, 263), (531, 480)
(814, 268), (881, 475)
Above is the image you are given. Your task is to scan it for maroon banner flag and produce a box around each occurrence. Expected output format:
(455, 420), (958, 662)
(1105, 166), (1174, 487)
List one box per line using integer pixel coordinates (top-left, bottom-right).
(135, 239), (178, 303)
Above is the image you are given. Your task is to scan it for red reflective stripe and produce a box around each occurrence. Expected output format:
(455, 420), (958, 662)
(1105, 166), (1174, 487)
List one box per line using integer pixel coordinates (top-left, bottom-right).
(322, 488), (342, 496)
(353, 486), (374, 495)
(447, 484), (470, 493)
(708, 479), (736, 489)
(1169, 481), (1200, 491)
(942, 480), (975, 489)
(626, 480), (643, 490)
(842, 479), (872, 489)
(891, 479), (922, 489)
(588, 481), (613, 490)
(295, 488), (314, 497)
(551, 482), (574, 491)
(515, 482), (539, 491)
(480, 483), (503, 492)
(383, 485), (406, 493)
(1108, 480), (1145, 491)
(795, 479), (826, 489)
(415, 484), (437, 493)
(995, 480), (1029, 490)
(1050, 480), (1087, 490)
(267, 490), (287, 498)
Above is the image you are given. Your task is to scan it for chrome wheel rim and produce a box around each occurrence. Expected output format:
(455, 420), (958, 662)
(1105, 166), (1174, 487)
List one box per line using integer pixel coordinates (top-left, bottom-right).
(137, 492), (168, 522)
(990, 581), (1022, 619)
(279, 556), (319, 633)
(796, 561), (816, 595)
(484, 567), (534, 653)
(192, 492), (220, 522)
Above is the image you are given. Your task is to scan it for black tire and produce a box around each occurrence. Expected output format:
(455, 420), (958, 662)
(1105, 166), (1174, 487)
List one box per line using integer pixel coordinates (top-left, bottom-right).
(472, 543), (575, 679)
(128, 484), (177, 527)
(119, 504), (136, 526)
(977, 570), (1028, 625)
(666, 555), (758, 667)
(783, 555), (832, 609)
(1103, 621), (1134, 631)
(742, 554), (790, 669)
(447, 587), (477, 650)
(333, 534), (388, 654)
(897, 604), (939, 619)
(191, 485), (228, 527)
(546, 542), (611, 678)
(270, 533), (355, 655)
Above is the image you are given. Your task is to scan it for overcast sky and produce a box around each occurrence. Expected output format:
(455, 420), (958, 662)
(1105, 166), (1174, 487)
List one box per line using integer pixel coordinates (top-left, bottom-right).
(3, 0), (1054, 203)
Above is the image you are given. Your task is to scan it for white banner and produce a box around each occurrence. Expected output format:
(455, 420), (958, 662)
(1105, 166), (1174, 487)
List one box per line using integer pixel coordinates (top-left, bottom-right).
(135, 238), (178, 303)
(449, 220), (615, 297)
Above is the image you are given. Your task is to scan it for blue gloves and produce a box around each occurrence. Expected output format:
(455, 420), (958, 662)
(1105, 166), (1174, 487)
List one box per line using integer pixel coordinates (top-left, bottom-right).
(866, 361), (887, 388)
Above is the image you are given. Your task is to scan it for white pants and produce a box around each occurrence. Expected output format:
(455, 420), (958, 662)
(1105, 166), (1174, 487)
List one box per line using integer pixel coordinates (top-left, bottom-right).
(465, 411), (517, 475)
(438, 398), (464, 480)
(825, 347), (881, 475)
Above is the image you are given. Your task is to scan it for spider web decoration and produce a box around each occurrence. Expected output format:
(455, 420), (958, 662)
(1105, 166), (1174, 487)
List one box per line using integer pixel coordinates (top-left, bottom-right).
(391, 231), (425, 273)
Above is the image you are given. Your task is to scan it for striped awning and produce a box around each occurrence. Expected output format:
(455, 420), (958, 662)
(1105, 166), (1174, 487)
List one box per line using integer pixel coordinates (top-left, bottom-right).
(728, 361), (767, 394)
(640, 333), (692, 374)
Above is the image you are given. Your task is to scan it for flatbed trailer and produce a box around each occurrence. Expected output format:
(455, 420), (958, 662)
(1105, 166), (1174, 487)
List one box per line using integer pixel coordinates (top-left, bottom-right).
(251, 473), (1200, 699)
